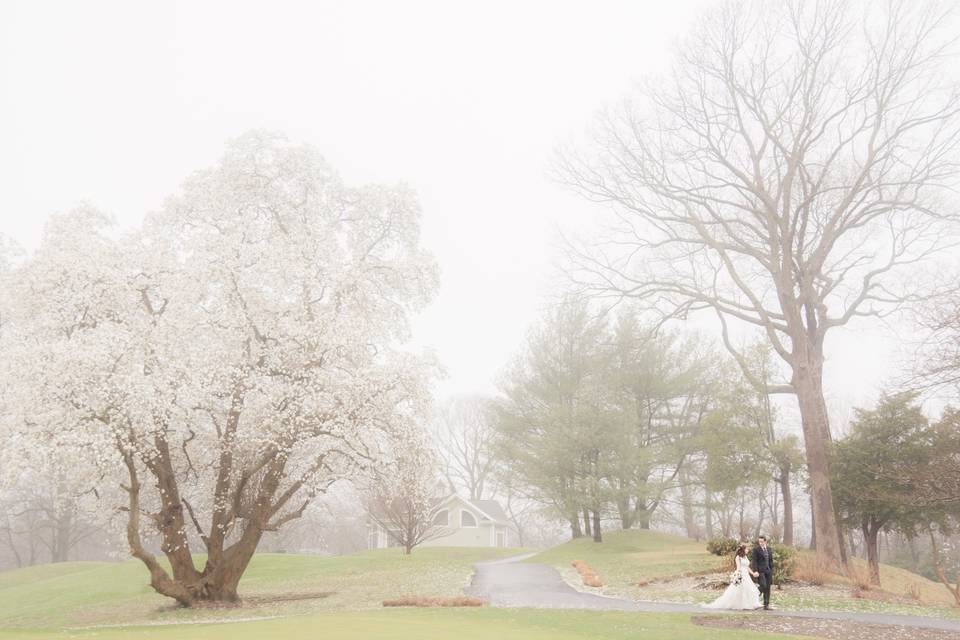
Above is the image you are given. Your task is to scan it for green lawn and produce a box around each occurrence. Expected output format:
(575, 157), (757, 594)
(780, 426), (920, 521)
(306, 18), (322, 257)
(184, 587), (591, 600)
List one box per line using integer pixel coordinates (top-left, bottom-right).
(0, 608), (805, 640)
(0, 547), (522, 630)
(532, 529), (721, 587)
(531, 530), (960, 620)
(3, 534), (956, 639)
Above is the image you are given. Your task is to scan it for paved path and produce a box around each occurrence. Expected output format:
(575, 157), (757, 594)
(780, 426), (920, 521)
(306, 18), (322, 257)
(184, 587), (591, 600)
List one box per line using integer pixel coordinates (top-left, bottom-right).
(464, 554), (960, 633)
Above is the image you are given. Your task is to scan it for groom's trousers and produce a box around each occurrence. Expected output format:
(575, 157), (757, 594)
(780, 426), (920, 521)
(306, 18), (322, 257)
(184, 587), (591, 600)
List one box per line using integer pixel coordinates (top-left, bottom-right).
(757, 571), (771, 607)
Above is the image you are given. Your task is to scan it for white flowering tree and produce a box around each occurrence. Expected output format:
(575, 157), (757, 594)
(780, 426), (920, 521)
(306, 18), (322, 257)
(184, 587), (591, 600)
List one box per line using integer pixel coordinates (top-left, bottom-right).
(0, 132), (438, 605)
(364, 432), (450, 555)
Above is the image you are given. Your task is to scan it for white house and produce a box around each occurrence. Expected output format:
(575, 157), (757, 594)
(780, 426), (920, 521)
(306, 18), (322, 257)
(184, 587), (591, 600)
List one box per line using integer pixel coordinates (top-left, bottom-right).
(367, 495), (513, 550)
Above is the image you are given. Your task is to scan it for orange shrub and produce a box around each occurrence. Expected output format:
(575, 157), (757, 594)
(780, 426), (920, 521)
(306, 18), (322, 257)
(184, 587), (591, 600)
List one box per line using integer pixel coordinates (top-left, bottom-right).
(849, 566), (873, 591)
(572, 560), (604, 587)
(793, 554), (832, 586)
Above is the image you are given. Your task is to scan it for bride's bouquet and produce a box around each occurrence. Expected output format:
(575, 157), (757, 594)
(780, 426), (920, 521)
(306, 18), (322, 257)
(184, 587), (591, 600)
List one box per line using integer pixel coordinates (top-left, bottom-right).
(730, 570), (742, 586)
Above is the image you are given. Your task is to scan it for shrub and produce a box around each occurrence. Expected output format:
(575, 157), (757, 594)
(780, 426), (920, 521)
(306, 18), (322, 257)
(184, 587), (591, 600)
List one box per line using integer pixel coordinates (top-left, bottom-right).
(706, 537), (739, 557)
(572, 559), (603, 587)
(769, 542), (797, 587)
(793, 554), (832, 586)
(848, 565), (872, 591)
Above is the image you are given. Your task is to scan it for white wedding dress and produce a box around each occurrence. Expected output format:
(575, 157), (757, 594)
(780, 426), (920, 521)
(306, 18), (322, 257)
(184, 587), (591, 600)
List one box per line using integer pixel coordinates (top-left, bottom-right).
(702, 555), (762, 610)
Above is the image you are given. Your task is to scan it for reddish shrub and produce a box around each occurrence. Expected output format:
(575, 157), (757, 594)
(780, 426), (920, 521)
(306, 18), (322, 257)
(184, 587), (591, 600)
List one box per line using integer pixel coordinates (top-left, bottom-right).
(571, 560), (604, 587)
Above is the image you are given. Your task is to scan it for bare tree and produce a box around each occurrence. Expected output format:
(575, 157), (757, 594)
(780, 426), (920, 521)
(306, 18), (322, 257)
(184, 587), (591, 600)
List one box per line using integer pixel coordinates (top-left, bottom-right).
(913, 286), (960, 395)
(559, 0), (960, 568)
(433, 396), (497, 501)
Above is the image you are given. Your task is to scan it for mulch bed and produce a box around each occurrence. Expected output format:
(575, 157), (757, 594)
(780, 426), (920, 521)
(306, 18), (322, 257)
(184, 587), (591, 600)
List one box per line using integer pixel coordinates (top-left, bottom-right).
(382, 596), (486, 607)
(693, 615), (960, 640)
(181, 591), (334, 609)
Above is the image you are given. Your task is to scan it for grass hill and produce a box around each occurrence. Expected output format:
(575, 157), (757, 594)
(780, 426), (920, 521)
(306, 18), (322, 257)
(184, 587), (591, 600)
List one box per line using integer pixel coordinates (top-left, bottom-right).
(0, 546), (804, 640)
(1, 533), (956, 639)
(0, 547), (521, 630)
(532, 529), (959, 619)
(531, 528), (716, 582)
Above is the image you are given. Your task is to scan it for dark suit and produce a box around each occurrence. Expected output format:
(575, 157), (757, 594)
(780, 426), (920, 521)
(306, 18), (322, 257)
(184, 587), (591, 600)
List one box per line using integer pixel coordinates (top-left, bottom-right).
(752, 544), (773, 607)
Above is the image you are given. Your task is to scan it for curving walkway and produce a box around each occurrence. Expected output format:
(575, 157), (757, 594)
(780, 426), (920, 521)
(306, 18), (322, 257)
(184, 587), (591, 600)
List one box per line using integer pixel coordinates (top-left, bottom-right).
(464, 554), (960, 633)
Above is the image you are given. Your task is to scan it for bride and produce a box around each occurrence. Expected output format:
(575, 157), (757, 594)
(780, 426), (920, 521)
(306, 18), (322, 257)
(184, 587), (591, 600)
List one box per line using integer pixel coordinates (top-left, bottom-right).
(702, 543), (762, 610)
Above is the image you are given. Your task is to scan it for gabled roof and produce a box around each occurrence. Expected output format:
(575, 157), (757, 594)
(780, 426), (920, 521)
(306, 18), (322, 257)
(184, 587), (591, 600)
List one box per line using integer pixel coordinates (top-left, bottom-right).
(434, 494), (509, 524)
(472, 499), (509, 523)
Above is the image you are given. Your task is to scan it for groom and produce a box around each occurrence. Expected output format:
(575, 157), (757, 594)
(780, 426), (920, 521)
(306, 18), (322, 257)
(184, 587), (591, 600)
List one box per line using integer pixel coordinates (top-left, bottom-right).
(751, 535), (774, 610)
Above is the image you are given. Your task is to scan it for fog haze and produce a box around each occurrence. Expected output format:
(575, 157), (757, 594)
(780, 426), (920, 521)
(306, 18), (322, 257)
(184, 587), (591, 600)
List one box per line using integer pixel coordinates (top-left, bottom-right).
(0, 0), (918, 413)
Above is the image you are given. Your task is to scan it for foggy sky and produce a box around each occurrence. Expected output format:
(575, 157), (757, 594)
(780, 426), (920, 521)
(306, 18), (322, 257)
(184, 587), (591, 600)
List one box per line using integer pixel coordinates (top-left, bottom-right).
(0, 0), (924, 428)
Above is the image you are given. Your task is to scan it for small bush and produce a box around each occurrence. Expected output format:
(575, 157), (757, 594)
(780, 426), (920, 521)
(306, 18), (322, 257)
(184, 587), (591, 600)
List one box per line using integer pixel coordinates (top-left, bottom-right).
(382, 596), (486, 607)
(706, 537), (739, 557)
(793, 554), (832, 586)
(908, 582), (922, 601)
(769, 542), (797, 587)
(848, 565), (872, 591)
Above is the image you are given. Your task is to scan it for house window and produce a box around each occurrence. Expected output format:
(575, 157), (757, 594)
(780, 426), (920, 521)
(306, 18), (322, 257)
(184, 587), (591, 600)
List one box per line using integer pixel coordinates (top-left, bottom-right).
(433, 509), (449, 526)
(461, 510), (477, 527)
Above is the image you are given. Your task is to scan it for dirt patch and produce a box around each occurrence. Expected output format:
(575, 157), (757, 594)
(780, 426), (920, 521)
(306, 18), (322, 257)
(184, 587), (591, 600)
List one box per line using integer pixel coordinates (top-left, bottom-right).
(242, 591), (334, 605)
(153, 591), (335, 610)
(693, 615), (960, 640)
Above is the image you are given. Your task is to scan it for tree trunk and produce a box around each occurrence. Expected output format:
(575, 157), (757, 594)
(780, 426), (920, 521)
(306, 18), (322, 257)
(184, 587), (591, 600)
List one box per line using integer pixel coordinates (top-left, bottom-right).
(200, 525), (265, 602)
(52, 509), (72, 563)
(592, 509), (602, 543)
(848, 530), (859, 558)
(583, 508), (592, 537)
(570, 514), (583, 539)
(679, 471), (698, 540)
(837, 518), (848, 565)
(809, 495), (817, 550)
(907, 533), (920, 570)
(2, 525), (22, 568)
(737, 492), (747, 541)
(635, 502), (652, 530)
(704, 491), (714, 539)
(754, 490), (766, 542)
(617, 496), (634, 529)
(862, 521), (881, 587)
(779, 470), (793, 546)
(930, 529), (960, 606)
(792, 356), (844, 570)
